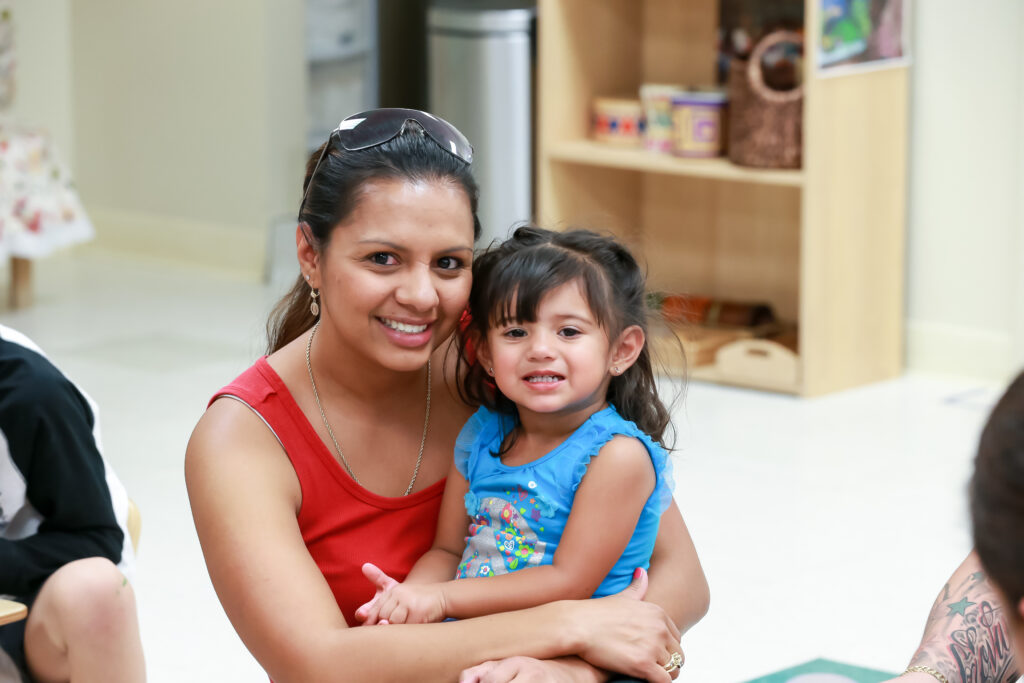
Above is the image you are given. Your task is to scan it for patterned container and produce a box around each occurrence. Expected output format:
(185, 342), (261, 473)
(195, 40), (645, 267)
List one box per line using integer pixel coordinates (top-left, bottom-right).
(670, 89), (728, 158)
(592, 97), (644, 146)
(639, 84), (683, 153)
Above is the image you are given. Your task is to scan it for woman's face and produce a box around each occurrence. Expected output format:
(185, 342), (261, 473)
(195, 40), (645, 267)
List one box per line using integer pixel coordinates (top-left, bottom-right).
(311, 177), (475, 372)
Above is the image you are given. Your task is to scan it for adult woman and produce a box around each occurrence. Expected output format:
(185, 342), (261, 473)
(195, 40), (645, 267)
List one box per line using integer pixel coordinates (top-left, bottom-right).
(185, 109), (708, 682)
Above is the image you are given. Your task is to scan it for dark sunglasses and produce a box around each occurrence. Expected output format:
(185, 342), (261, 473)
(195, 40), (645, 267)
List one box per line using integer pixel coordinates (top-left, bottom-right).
(298, 108), (473, 217)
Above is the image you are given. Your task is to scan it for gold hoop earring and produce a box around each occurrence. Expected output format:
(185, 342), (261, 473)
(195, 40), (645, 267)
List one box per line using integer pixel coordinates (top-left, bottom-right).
(310, 288), (320, 316)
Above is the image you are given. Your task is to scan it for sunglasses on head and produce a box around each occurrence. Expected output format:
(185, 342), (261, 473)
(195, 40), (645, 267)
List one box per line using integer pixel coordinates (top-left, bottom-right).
(298, 108), (474, 217)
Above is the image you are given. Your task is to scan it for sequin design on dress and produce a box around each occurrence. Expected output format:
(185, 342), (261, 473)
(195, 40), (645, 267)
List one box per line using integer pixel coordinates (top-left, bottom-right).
(458, 485), (548, 578)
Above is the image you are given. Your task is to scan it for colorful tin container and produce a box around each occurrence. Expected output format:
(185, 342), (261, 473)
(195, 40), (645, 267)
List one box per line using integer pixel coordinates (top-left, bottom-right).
(640, 84), (684, 153)
(592, 98), (644, 146)
(670, 89), (728, 157)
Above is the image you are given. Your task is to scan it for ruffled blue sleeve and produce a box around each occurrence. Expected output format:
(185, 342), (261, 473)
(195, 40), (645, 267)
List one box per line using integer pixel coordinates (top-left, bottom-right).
(634, 430), (676, 515)
(568, 409), (676, 514)
(453, 406), (493, 479)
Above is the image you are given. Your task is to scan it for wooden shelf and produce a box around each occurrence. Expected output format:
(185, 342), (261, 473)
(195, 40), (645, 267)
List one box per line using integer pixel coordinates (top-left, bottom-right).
(537, 0), (908, 395)
(687, 364), (801, 395)
(547, 140), (805, 187)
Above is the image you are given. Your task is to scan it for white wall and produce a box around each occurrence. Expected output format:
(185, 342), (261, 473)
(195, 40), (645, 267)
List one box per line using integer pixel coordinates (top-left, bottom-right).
(6, 0), (75, 171)
(905, 0), (1024, 381)
(68, 0), (306, 276)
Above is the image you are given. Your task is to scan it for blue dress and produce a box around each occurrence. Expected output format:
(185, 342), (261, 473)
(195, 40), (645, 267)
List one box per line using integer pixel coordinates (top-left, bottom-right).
(453, 404), (674, 597)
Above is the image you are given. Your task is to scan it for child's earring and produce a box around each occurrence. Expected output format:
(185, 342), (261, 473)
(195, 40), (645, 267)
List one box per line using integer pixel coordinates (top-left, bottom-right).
(488, 366), (494, 376)
(612, 366), (620, 375)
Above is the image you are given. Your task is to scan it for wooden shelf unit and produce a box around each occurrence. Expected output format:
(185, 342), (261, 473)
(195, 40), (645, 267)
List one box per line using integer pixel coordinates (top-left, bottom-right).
(536, 0), (908, 396)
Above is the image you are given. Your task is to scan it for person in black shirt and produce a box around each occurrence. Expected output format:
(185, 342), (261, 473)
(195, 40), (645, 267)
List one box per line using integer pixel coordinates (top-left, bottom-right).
(0, 324), (144, 682)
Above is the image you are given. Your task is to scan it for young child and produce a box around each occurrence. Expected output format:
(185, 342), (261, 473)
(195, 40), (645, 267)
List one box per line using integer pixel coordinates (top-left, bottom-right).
(356, 226), (676, 624)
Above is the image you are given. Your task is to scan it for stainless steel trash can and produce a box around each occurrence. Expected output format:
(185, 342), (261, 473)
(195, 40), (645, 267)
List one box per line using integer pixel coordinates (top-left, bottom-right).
(428, 0), (536, 247)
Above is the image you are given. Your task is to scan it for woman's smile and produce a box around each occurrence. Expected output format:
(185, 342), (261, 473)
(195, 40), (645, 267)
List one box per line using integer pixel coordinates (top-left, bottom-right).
(377, 316), (434, 348)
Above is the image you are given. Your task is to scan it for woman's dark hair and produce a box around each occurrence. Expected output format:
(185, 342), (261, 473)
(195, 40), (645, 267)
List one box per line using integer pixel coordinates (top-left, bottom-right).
(970, 370), (1024, 617)
(266, 120), (481, 353)
(460, 226), (675, 448)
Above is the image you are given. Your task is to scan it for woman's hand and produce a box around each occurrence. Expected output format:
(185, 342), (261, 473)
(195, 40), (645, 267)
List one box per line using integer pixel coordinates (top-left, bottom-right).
(566, 569), (683, 683)
(460, 657), (603, 683)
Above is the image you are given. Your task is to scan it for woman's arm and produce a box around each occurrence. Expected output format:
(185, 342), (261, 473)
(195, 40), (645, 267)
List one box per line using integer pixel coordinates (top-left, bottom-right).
(880, 551), (1018, 683)
(186, 400), (680, 683)
(645, 499), (710, 633)
(367, 435), (656, 623)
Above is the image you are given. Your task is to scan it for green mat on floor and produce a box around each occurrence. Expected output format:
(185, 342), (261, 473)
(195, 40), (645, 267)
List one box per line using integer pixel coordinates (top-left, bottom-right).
(742, 658), (897, 683)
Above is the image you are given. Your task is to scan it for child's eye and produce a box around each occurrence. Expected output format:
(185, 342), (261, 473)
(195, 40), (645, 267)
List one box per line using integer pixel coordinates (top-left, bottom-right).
(504, 328), (527, 338)
(368, 252), (397, 266)
(560, 327), (582, 338)
(437, 255), (464, 271)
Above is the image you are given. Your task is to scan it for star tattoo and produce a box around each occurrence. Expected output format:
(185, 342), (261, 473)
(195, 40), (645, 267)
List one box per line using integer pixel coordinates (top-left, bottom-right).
(946, 596), (976, 617)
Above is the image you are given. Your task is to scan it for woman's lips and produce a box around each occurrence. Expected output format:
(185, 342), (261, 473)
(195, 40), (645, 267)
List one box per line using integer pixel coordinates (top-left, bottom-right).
(377, 317), (433, 347)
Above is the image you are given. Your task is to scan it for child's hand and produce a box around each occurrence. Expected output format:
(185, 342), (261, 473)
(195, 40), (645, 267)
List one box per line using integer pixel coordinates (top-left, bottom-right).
(365, 582), (449, 625)
(353, 562), (399, 625)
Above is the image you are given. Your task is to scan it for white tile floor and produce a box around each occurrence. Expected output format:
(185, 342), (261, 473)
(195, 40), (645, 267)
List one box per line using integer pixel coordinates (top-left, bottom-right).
(0, 246), (1008, 682)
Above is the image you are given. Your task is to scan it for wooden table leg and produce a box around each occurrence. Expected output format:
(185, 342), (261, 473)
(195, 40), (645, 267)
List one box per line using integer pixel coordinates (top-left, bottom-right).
(9, 256), (32, 309)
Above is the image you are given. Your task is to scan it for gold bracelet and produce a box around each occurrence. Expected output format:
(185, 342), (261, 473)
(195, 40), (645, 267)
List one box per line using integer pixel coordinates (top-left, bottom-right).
(904, 666), (950, 683)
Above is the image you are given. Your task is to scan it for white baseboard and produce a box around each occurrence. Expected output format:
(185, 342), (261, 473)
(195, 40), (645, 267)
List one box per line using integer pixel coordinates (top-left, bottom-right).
(87, 206), (267, 279)
(906, 319), (1019, 381)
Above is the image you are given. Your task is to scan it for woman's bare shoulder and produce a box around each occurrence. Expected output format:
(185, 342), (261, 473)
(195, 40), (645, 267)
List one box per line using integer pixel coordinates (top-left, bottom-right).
(185, 394), (301, 511)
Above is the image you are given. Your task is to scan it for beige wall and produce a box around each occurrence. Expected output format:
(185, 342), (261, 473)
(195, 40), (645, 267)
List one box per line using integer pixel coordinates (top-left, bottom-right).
(7, 0), (75, 171)
(68, 0), (306, 275)
(905, 0), (1024, 380)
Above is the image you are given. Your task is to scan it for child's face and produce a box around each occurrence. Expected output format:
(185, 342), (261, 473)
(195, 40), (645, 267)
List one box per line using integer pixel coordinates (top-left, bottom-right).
(482, 280), (616, 423)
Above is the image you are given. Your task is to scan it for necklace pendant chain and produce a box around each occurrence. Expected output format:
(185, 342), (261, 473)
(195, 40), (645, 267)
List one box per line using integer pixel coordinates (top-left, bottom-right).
(305, 320), (431, 496)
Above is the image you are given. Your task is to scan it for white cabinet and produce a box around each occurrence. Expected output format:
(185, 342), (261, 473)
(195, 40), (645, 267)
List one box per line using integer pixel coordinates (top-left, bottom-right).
(306, 0), (378, 149)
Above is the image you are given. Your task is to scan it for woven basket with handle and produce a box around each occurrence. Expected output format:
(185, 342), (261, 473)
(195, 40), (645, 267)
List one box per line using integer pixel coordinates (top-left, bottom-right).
(727, 30), (803, 169)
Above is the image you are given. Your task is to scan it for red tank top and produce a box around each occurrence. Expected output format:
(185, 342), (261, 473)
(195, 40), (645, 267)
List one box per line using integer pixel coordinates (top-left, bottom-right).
(210, 357), (446, 626)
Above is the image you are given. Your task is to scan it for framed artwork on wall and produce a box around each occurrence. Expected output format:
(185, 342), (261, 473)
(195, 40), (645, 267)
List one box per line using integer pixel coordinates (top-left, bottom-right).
(817, 0), (910, 77)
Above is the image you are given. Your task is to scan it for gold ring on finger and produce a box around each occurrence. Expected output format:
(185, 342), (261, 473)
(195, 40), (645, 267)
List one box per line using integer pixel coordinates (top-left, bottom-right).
(662, 651), (682, 673)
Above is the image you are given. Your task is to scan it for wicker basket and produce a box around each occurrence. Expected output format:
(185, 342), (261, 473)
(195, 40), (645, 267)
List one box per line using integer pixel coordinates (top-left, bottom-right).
(727, 30), (804, 169)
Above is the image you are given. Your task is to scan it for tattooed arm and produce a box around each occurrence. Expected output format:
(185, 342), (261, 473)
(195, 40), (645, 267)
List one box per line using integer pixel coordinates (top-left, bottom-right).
(894, 551), (1019, 683)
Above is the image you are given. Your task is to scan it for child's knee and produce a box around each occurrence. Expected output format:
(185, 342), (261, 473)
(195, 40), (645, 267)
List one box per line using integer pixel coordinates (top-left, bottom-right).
(38, 558), (136, 634)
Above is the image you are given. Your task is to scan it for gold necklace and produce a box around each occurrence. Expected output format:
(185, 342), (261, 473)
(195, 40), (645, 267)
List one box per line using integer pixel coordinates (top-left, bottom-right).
(305, 320), (430, 496)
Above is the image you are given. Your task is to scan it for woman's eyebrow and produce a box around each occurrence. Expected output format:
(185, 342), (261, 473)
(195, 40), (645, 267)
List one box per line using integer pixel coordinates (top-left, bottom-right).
(356, 240), (473, 254)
